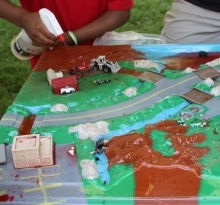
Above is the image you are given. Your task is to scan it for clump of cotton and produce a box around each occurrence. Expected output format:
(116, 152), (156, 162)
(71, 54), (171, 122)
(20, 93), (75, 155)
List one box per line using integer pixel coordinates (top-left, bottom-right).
(134, 60), (161, 71)
(50, 104), (68, 112)
(69, 121), (109, 140)
(203, 78), (215, 87)
(182, 67), (195, 73)
(122, 87), (137, 97)
(206, 58), (220, 67)
(210, 86), (220, 96)
(80, 160), (99, 179)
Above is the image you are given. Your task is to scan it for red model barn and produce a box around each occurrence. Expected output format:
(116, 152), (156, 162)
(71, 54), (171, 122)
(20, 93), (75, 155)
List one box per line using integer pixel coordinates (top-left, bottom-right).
(52, 75), (79, 94)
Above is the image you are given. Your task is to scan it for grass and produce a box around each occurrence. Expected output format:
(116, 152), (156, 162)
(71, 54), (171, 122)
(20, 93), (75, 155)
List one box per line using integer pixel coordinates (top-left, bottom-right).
(0, 0), (173, 119)
(8, 72), (155, 117)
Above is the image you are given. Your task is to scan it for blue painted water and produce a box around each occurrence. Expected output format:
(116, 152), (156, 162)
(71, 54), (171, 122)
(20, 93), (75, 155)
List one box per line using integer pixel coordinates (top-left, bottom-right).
(14, 104), (52, 114)
(132, 44), (220, 72)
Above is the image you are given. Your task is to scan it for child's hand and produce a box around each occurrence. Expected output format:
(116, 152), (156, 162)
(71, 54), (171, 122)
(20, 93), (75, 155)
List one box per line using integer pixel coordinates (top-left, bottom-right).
(20, 12), (57, 49)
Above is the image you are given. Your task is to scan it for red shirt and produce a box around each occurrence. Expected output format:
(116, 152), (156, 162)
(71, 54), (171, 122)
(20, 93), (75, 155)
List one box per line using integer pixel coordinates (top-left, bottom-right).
(19, 0), (134, 67)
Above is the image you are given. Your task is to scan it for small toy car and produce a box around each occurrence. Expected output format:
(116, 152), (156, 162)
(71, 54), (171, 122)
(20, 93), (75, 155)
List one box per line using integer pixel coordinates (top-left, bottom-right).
(69, 64), (92, 78)
(60, 86), (75, 94)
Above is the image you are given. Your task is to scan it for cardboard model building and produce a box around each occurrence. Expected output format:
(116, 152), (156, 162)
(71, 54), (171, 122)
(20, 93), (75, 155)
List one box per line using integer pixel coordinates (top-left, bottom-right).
(47, 68), (63, 86)
(12, 134), (54, 169)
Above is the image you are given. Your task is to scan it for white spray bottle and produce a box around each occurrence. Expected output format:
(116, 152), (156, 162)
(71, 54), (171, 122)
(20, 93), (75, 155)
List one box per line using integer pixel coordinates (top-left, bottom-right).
(11, 8), (64, 60)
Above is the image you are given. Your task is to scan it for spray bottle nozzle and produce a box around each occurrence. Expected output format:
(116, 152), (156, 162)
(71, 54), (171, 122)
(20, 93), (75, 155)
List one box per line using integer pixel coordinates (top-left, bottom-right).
(39, 8), (64, 42)
(58, 34), (65, 42)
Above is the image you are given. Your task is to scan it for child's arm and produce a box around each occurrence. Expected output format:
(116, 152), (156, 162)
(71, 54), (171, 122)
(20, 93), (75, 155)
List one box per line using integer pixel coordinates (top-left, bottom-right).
(0, 0), (57, 48)
(59, 9), (131, 45)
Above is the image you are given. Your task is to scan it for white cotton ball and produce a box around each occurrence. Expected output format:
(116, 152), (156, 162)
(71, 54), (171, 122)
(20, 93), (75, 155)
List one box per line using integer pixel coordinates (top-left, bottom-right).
(87, 125), (99, 140)
(50, 104), (68, 112)
(134, 60), (161, 70)
(80, 160), (99, 179)
(76, 124), (90, 140)
(69, 121), (109, 140)
(210, 86), (220, 96)
(122, 87), (137, 97)
(203, 78), (215, 87)
(95, 121), (109, 135)
(205, 58), (220, 67)
(183, 67), (195, 73)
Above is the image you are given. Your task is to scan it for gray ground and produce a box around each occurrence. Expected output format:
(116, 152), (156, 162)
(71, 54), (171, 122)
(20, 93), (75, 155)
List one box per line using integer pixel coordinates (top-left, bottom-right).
(0, 144), (87, 205)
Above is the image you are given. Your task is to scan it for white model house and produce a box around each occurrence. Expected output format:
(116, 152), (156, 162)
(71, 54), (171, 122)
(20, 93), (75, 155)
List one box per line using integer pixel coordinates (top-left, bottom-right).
(12, 134), (54, 168)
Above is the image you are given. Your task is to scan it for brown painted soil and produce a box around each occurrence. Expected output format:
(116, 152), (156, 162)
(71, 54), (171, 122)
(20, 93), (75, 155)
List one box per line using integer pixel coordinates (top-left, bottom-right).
(163, 52), (220, 70)
(18, 114), (36, 135)
(34, 45), (144, 73)
(34, 46), (220, 79)
(104, 120), (210, 205)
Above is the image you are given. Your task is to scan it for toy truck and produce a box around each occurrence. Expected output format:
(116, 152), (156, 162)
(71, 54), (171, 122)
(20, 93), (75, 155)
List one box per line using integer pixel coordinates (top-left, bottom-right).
(90, 55), (121, 73)
(60, 86), (75, 94)
(52, 75), (79, 94)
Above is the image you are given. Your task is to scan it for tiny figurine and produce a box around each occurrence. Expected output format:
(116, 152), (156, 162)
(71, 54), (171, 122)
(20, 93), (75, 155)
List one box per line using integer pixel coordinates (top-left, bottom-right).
(90, 55), (121, 73)
(12, 134), (54, 169)
(90, 138), (108, 154)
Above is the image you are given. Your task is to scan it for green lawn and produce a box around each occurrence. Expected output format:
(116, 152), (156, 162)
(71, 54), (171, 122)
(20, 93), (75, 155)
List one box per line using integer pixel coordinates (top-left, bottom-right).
(0, 0), (173, 119)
